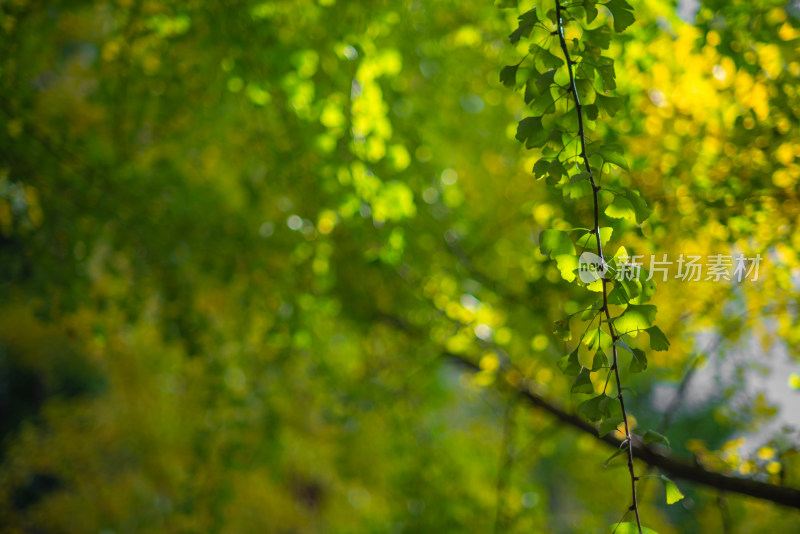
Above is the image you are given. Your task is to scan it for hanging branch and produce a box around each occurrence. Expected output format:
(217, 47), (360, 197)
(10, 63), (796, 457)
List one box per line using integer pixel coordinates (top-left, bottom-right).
(552, 1), (642, 530)
(503, 1), (655, 531)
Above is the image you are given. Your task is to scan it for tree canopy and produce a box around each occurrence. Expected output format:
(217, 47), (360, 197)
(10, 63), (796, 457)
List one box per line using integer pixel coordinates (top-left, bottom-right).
(1, 0), (800, 532)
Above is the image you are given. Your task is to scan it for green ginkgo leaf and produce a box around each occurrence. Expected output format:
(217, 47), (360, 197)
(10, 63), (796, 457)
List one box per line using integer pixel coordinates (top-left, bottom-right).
(500, 64), (519, 87)
(599, 416), (623, 437)
(605, 195), (636, 220)
(557, 347), (582, 376)
(516, 116), (548, 148)
(606, 0), (636, 33)
(571, 367), (595, 394)
(645, 326), (670, 351)
(539, 229), (575, 258)
(554, 318), (572, 341)
(643, 429), (670, 448)
(659, 475), (685, 505)
(629, 347), (647, 373)
(591, 349), (608, 371)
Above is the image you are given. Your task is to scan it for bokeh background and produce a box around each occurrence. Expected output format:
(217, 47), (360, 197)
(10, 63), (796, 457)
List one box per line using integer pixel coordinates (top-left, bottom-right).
(1, 0), (800, 532)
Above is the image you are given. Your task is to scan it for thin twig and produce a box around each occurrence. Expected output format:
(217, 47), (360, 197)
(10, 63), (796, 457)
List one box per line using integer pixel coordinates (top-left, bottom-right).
(552, 1), (642, 530)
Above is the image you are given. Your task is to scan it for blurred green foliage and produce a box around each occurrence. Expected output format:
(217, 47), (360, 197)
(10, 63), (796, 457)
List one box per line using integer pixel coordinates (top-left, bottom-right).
(1, 0), (800, 532)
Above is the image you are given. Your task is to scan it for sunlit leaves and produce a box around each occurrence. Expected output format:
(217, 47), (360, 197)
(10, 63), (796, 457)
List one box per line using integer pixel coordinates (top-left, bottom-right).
(555, 254), (580, 282)
(621, 189), (652, 224)
(613, 304), (657, 334)
(605, 195), (636, 220)
(604, 190), (652, 225)
(562, 174), (594, 199)
(589, 143), (629, 170)
(554, 318), (572, 340)
(539, 229), (575, 258)
(533, 157), (551, 178)
(595, 93), (622, 116)
(576, 227), (613, 250)
(659, 475), (685, 505)
(585, 327), (613, 350)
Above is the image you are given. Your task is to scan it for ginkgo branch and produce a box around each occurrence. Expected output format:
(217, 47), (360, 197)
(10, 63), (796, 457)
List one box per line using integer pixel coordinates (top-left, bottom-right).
(553, 0), (642, 530)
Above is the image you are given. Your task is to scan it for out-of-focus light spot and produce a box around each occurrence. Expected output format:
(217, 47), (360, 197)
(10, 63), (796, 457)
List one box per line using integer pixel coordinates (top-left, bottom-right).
(475, 323), (492, 340)
(287, 215), (303, 230)
(317, 210), (337, 234)
(251, 2), (275, 19)
(227, 77), (243, 93)
(320, 102), (345, 128)
(415, 145), (432, 162)
(460, 93), (484, 114)
(388, 144), (410, 170)
(536, 368), (552, 383)
(712, 65), (727, 81)
(343, 45), (358, 60)
(420, 60), (439, 78)
(479, 352), (499, 372)
(495, 327), (512, 345)
(259, 221), (274, 237)
(441, 168), (457, 185)
(246, 83), (271, 105)
(789, 373), (800, 390)
(422, 187), (439, 204)
(277, 197), (293, 212)
(460, 293), (480, 311)
(532, 334), (548, 351)
(393, 99), (412, 117)
(521, 492), (540, 509)
(648, 88), (667, 107)
(292, 50), (319, 79)
(757, 447), (776, 461)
